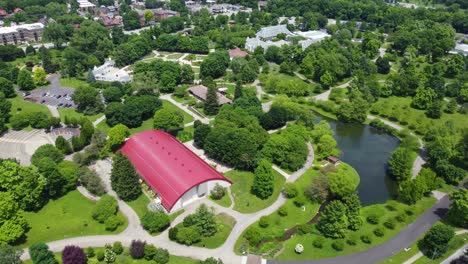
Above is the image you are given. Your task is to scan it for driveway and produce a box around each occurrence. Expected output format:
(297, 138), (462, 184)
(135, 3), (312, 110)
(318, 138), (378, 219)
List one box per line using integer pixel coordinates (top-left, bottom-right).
(268, 195), (450, 264)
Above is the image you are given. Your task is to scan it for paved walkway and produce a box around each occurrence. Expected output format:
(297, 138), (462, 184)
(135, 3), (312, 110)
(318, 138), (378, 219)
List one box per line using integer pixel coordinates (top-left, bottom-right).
(160, 94), (211, 124)
(441, 244), (468, 264)
(312, 81), (351, 101)
(46, 105), (60, 118)
(92, 115), (106, 127)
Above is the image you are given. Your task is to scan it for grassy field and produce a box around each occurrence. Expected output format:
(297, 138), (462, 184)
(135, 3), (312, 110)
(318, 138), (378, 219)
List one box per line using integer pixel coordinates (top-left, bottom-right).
(276, 196), (437, 260)
(24, 249), (198, 264)
(161, 99), (194, 124)
(126, 193), (151, 219)
(59, 78), (89, 89)
(224, 169), (286, 213)
(370, 96), (468, 137)
(234, 166), (322, 255)
(209, 191), (232, 208)
(8, 95), (52, 117)
(57, 107), (103, 123)
(22, 191), (127, 247)
(166, 53), (184, 60)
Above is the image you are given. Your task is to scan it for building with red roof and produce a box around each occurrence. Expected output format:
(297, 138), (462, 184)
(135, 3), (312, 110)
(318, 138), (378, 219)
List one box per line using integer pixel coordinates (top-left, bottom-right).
(121, 130), (231, 213)
(229, 47), (248, 58)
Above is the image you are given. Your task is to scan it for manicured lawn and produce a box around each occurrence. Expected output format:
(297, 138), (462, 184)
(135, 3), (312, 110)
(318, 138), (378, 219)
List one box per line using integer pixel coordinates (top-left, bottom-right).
(167, 53), (184, 60)
(22, 191), (128, 247)
(176, 125), (194, 142)
(57, 107), (103, 123)
(209, 191), (232, 208)
(370, 96), (468, 137)
(8, 95), (52, 117)
(234, 166), (322, 255)
(96, 120), (111, 133)
(59, 77), (89, 89)
(24, 249), (198, 264)
(129, 118), (153, 135)
(161, 99), (194, 124)
(224, 169), (286, 213)
(126, 193), (151, 219)
(275, 196), (437, 260)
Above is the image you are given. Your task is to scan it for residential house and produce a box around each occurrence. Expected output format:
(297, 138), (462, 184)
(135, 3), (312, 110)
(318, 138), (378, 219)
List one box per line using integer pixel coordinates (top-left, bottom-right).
(0, 23), (44, 45)
(188, 85), (232, 105)
(92, 58), (132, 83)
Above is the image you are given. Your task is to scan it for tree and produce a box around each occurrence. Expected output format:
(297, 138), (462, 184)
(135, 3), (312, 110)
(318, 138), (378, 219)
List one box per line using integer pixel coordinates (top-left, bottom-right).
(130, 240), (145, 259)
(343, 194), (362, 231)
(104, 244), (115, 263)
(33, 68), (48, 86)
(106, 124), (129, 152)
(399, 178), (427, 204)
(43, 22), (68, 48)
(317, 135), (338, 159)
(141, 212), (170, 233)
(123, 10), (141, 30)
(388, 147), (413, 181)
(426, 100), (442, 119)
(251, 159), (274, 199)
(204, 85), (219, 115)
(193, 122), (211, 148)
(91, 195), (118, 223)
(38, 46), (56, 74)
(446, 189), (468, 228)
(317, 200), (348, 238)
(183, 204), (217, 237)
(420, 224), (455, 258)
(62, 246), (86, 264)
(29, 242), (57, 264)
(55, 136), (73, 155)
(176, 226), (201, 245)
(412, 87), (437, 110)
(328, 165), (360, 198)
(110, 152), (141, 201)
(337, 95), (369, 123)
(31, 144), (64, 166)
(0, 77), (14, 98)
(234, 81), (243, 99)
(304, 174), (329, 203)
(144, 10), (154, 23)
(0, 245), (22, 264)
(72, 86), (102, 114)
(210, 184), (225, 200)
(17, 69), (35, 91)
(153, 108), (184, 131)
(376, 57), (391, 74)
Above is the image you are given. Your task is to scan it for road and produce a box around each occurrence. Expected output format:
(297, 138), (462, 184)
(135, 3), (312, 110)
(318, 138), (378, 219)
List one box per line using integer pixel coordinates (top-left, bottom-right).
(441, 244), (467, 264)
(269, 194), (451, 264)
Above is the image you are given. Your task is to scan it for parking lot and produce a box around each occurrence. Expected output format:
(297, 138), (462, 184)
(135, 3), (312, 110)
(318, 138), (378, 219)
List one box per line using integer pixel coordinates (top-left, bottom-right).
(24, 86), (76, 108)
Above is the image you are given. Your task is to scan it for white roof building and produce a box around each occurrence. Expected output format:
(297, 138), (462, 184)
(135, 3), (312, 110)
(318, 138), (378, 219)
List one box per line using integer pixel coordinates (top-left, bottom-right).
(296, 30), (331, 50)
(451, 44), (468, 56)
(245, 37), (289, 52)
(92, 58), (132, 83)
(256, 25), (292, 40)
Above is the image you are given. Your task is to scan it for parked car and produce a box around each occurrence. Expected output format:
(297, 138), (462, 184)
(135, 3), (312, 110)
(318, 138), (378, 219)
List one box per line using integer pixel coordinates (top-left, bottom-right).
(41, 100), (45, 104)
(57, 95), (62, 98)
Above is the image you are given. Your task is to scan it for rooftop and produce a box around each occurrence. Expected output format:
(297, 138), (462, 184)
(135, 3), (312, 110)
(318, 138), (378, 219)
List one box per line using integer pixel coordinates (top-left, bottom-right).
(188, 85), (232, 105)
(256, 25), (292, 39)
(121, 130), (231, 212)
(0, 23), (44, 34)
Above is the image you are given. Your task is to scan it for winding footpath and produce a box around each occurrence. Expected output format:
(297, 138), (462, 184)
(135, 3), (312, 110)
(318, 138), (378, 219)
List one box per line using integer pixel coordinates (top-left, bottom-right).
(20, 143), (315, 264)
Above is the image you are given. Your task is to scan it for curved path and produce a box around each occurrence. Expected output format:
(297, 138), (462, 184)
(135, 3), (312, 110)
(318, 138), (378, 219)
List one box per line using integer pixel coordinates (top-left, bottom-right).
(269, 194), (451, 264)
(21, 143), (315, 264)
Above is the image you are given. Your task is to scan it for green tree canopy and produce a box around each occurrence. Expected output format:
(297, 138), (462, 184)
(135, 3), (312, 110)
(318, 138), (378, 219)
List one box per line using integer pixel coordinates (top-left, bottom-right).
(317, 200), (348, 238)
(110, 152), (141, 201)
(17, 69), (35, 91)
(328, 164), (360, 198)
(153, 108), (184, 131)
(106, 124), (130, 152)
(446, 189), (468, 228)
(251, 159), (274, 199)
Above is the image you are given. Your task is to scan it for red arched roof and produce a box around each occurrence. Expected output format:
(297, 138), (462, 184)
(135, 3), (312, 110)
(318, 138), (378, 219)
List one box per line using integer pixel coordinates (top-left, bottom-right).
(120, 130), (231, 211)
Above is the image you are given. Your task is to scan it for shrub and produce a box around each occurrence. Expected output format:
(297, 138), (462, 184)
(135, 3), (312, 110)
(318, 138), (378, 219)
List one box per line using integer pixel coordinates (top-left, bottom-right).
(112, 242), (123, 255)
(313, 237), (324, 248)
(130, 240), (146, 259)
(176, 226), (201, 245)
(278, 206), (288, 217)
(283, 183), (298, 198)
(259, 216), (270, 228)
(62, 245), (86, 264)
(297, 224), (313, 235)
(96, 250), (104, 261)
(144, 244), (157, 260)
(244, 226), (262, 246)
(373, 228), (385, 237)
(154, 248), (169, 264)
(86, 247), (95, 258)
(168, 227), (178, 241)
(141, 212), (171, 233)
(366, 214), (380, 225)
(332, 240), (345, 251)
(105, 215), (123, 231)
(395, 214), (406, 223)
(361, 235), (372, 244)
(294, 195), (306, 207)
(346, 239), (356, 246)
(384, 219), (396, 230)
(77, 167), (106, 196)
(210, 183), (225, 200)
(91, 195), (118, 223)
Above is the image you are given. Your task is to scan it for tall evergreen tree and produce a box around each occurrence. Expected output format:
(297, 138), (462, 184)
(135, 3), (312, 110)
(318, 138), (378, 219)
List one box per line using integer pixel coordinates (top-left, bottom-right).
(38, 46), (55, 74)
(234, 80), (243, 99)
(17, 69), (35, 91)
(111, 152), (141, 201)
(204, 85), (219, 115)
(251, 159), (274, 199)
(55, 136), (73, 155)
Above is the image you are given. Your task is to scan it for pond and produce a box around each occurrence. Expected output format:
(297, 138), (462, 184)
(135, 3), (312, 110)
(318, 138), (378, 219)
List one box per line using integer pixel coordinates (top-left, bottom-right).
(319, 117), (400, 205)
